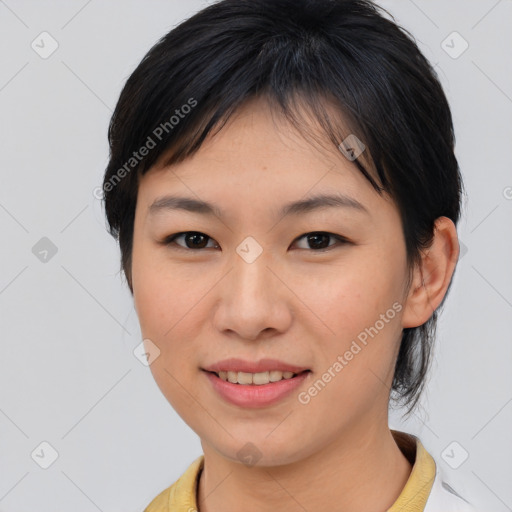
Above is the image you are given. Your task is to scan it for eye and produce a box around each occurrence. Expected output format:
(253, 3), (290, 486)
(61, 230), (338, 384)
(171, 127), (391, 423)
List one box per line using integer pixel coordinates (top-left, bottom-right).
(292, 232), (349, 251)
(163, 231), (219, 250)
(160, 231), (349, 252)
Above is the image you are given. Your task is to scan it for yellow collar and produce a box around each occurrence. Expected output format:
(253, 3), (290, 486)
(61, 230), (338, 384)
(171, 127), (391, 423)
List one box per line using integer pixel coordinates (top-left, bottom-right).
(388, 429), (436, 511)
(144, 430), (436, 512)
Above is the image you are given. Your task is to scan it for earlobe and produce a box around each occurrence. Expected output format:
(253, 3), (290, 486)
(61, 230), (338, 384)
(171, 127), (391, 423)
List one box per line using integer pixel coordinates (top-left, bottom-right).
(401, 216), (460, 329)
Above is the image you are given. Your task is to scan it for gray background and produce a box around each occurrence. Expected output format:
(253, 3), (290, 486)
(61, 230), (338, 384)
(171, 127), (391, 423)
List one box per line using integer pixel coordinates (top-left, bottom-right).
(0, 0), (511, 510)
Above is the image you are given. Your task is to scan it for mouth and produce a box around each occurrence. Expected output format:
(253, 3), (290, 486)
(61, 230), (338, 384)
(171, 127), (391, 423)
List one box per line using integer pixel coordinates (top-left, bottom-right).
(204, 369), (311, 386)
(202, 368), (311, 408)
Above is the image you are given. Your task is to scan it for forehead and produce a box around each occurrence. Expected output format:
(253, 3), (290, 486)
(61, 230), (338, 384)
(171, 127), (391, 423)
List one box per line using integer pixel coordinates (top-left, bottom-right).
(135, 97), (391, 223)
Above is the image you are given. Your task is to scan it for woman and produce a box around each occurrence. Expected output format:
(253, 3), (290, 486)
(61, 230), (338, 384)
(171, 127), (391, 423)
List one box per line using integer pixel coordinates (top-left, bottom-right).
(101, 0), (476, 510)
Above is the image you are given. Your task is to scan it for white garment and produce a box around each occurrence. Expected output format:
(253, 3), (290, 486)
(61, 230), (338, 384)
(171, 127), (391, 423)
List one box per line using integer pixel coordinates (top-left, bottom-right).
(424, 461), (477, 512)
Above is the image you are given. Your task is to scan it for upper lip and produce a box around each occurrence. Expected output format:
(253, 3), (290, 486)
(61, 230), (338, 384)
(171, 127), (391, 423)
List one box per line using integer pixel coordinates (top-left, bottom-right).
(203, 358), (310, 374)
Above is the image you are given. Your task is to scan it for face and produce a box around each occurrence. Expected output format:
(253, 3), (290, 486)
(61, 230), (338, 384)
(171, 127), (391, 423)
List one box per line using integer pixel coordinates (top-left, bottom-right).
(131, 97), (412, 466)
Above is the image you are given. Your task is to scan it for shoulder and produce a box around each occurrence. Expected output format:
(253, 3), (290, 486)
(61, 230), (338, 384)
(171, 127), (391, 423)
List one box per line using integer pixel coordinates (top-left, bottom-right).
(143, 485), (172, 512)
(424, 462), (477, 512)
(142, 455), (204, 512)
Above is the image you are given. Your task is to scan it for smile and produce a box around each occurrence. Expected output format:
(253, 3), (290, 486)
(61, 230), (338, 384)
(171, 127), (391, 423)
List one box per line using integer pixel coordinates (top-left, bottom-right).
(203, 369), (311, 408)
(213, 370), (303, 385)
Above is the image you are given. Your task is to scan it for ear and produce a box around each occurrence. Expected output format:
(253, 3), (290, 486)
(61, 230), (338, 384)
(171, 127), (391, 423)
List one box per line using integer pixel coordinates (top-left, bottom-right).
(401, 216), (460, 329)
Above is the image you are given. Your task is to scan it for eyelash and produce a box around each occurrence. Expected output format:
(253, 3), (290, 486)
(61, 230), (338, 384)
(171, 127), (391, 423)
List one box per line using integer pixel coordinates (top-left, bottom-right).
(160, 231), (350, 252)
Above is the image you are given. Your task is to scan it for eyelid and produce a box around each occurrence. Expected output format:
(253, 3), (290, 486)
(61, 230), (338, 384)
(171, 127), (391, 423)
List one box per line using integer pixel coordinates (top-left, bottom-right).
(291, 232), (350, 251)
(162, 232), (219, 250)
(160, 231), (350, 252)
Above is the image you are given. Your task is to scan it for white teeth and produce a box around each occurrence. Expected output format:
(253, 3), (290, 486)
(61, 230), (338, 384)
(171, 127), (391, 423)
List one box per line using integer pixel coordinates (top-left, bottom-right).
(253, 371), (270, 385)
(217, 370), (298, 385)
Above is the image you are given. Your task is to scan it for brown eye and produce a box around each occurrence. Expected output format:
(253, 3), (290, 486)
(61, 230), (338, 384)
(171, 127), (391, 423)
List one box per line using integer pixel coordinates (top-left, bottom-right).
(164, 232), (219, 250)
(293, 232), (349, 251)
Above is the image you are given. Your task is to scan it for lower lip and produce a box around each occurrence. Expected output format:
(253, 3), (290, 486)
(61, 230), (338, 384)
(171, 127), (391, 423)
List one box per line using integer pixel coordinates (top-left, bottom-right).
(203, 370), (310, 408)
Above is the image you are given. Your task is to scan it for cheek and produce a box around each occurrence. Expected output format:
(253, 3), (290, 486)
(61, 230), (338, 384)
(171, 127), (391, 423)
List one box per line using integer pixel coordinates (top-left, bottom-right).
(299, 250), (405, 380)
(132, 244), (189, 336)
(132, 251), (215, 369)
(134, 276), (195, 345)
(300, 258), (399, 335)
(133, 265), (169, 340)
(132, 259), (206, 410)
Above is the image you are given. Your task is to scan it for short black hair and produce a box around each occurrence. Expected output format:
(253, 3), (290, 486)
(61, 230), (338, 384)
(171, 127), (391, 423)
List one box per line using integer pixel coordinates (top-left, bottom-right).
(102, 0), (463, 416)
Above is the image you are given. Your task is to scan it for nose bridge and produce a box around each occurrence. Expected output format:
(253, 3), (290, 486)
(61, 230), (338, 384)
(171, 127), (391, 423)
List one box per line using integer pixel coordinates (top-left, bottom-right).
(230, 244), (275, 307)
(213, 241), (291, 339)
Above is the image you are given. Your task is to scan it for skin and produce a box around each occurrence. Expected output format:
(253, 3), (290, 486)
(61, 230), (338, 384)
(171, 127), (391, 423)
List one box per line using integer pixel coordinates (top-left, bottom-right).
(131, 96), (459, 512)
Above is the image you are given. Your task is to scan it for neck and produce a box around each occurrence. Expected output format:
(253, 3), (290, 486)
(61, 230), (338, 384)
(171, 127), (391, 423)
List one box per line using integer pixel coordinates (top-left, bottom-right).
(197, 424), (412, 512)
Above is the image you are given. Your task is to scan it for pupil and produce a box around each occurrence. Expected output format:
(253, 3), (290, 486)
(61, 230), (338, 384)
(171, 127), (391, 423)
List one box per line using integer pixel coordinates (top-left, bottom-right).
(187, 232), (207, 248)
(309, 233), (329, 249)
(184, 233), (330, 250)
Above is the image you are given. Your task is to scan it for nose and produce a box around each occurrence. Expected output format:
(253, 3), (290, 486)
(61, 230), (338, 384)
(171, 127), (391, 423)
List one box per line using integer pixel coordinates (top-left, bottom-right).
(212, 247), (293, 341)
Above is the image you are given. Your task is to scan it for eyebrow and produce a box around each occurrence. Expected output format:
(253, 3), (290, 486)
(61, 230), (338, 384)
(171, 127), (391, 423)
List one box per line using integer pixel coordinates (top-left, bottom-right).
(148, 192), (369, 219)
